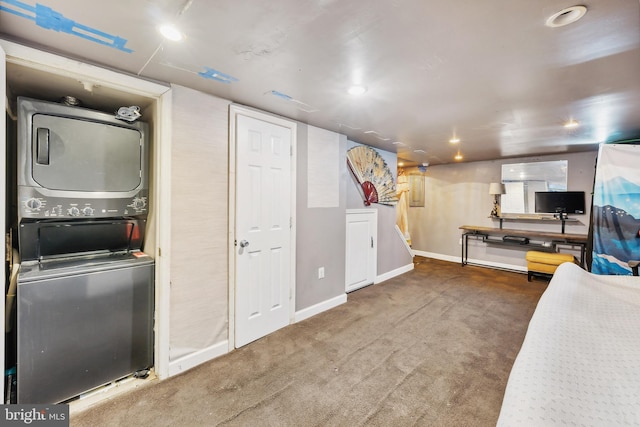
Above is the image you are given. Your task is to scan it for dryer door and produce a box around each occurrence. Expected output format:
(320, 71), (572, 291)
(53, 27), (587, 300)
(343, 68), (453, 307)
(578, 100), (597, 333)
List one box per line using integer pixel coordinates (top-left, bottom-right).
(31, 114), (142, 192)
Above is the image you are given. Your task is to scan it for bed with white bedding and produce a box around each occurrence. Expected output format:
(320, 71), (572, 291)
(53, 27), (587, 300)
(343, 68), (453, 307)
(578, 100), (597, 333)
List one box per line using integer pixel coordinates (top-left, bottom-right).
(497, 262), (640, 426)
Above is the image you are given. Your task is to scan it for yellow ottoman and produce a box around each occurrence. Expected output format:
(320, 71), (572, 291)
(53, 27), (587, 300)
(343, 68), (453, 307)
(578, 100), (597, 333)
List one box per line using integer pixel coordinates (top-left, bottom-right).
(526, 251), (577, 281)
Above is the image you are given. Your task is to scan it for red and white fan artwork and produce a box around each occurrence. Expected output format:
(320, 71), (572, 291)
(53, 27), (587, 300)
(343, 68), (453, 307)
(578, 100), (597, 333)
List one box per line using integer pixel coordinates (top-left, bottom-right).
(347, 146), (398, 206)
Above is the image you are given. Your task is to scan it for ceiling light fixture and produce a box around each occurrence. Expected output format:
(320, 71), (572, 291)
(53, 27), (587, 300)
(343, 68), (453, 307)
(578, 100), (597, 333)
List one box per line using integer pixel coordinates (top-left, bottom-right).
(454, 151), (463, 161)
(564, 119), (579, 129)
(348, 85), (367, 96)
(158, 24), (183, 41)
(545, 6), (587, 28)
(449, 136), (460, 144)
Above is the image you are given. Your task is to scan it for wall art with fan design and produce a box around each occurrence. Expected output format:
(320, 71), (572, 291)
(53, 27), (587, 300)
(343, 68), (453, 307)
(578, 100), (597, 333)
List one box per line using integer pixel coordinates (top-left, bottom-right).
(347, 145), (398, 206)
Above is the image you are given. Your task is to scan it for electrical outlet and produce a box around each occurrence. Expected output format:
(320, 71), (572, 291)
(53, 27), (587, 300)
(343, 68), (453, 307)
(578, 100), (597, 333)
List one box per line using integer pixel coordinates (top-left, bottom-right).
(318, 267), (325, 279)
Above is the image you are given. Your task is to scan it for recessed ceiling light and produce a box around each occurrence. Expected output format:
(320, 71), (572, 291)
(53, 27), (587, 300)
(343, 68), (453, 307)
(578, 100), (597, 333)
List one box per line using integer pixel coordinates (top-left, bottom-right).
(159, 24), (183, 41)
(348, 85), (367, 96)
(398, 162), (404, 167)
(564, 119), (579, 129)
(449, 136), (460, 144)
(545, 6), (587, 28)
(454, 152), (463, 161)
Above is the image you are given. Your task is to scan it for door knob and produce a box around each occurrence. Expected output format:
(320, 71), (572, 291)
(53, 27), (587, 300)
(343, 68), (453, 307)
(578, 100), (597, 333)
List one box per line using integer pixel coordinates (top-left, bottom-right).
(239, 240), (249, 248)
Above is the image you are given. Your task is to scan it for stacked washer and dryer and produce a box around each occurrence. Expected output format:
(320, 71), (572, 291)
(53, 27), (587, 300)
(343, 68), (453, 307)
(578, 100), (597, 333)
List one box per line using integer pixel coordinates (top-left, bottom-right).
(12, 97), (154, 404)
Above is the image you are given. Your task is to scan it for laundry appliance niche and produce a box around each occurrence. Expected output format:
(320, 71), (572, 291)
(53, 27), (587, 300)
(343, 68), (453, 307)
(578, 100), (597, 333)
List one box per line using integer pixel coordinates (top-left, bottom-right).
(2, 44), (168, 404)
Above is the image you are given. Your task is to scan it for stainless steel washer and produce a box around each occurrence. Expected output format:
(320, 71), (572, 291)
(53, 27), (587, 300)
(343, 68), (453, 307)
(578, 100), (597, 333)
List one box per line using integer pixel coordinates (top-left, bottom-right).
(17, 253), (154, 404)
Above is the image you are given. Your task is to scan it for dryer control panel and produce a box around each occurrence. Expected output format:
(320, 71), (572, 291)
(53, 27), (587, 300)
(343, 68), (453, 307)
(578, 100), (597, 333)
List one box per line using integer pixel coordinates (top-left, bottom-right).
(18, 186), (149, 219)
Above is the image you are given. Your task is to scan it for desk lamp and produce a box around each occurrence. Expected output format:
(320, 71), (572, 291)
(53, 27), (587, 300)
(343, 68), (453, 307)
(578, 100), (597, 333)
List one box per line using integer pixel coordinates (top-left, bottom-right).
(489, 183), (506, 217)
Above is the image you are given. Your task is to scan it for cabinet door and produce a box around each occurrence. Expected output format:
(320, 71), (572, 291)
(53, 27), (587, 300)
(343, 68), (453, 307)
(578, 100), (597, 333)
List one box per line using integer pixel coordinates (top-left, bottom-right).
(345, 210), (377, 292)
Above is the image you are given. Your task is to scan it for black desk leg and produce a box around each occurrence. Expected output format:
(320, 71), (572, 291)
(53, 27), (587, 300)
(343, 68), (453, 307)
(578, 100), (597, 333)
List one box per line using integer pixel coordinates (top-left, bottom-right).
(461, 234), (468, 266)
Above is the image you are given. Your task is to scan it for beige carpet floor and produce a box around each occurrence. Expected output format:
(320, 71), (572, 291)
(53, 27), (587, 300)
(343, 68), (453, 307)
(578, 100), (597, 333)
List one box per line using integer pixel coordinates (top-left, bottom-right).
(71, 257), (547, 427)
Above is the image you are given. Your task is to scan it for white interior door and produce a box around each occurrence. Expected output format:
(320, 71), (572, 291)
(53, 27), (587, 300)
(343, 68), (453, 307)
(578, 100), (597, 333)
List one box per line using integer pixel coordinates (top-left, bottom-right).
(235, 113), (293, 347)
(345, 210), (377, 292)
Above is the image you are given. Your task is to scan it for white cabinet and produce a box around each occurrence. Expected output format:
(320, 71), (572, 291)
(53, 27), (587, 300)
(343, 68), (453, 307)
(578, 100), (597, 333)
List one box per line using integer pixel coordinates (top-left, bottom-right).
(345, 209), (377, 292)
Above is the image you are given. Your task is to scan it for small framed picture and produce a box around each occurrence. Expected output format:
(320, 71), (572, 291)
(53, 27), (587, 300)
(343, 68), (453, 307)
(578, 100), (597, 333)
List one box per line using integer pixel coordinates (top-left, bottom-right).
(408, 174), (425, 207)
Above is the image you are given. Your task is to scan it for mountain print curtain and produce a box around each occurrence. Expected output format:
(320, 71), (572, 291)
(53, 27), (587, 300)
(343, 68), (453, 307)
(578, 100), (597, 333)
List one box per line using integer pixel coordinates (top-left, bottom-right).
(591, 144), (640, 275)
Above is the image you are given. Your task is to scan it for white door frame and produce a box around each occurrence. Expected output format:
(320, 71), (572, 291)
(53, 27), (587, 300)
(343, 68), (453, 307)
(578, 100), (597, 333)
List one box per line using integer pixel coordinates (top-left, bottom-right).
(0, 39), (173, 381)
(228, 104), (297, 351)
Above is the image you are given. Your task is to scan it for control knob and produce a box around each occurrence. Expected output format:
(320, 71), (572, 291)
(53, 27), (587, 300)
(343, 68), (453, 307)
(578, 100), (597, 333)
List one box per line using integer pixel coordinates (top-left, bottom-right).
(25, 198), (42, 210)
(132, 198), (146, 210)
(82, 207), (95, 216)
(68, 207), (80, 217)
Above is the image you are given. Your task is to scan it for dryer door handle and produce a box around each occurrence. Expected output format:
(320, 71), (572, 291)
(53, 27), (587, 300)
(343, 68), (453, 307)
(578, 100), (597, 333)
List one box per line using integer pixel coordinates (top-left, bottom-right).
(36, 128), (50, 165)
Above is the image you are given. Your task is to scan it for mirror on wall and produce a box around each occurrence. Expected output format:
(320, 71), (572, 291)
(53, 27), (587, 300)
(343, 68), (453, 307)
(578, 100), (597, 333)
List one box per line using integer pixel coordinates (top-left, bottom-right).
(500, 160), (568, 214)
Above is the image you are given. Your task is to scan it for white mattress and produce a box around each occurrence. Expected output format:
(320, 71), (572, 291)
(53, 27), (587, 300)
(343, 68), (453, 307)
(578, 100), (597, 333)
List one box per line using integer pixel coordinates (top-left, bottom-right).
(497, 262), (640, 426)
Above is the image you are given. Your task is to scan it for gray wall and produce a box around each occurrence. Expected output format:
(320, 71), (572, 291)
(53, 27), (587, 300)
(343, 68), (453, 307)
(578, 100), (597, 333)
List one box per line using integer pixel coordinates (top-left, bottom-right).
(295, 125), (348, 311)
(166, 87), (415, 345)
(346, 141), (414, 276)
(407, 150), (598, 269)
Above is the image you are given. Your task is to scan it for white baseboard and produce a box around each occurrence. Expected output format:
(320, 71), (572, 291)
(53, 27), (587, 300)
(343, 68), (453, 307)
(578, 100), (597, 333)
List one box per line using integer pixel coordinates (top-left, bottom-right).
(168, 340), (229, 377)
(413, 250), (527, 273)
(374, 262), (415, 284)
(294, 293), (347, 322)
(413, 250), (458, 263)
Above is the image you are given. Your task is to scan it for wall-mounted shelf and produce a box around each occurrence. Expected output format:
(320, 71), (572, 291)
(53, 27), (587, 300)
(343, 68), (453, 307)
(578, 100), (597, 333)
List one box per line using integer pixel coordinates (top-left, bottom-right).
(491, 215), (581, 233)
(482, 235), (554, 251)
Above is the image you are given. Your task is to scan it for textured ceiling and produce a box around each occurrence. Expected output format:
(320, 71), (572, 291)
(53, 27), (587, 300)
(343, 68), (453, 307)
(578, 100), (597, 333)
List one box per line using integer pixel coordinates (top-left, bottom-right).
(1, 0), (639, 165)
